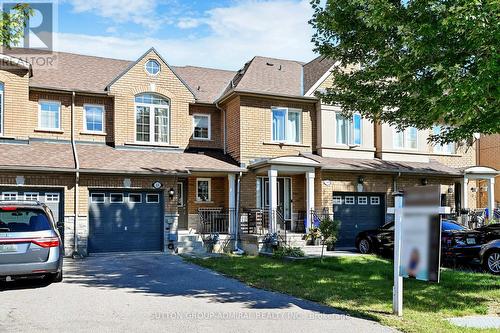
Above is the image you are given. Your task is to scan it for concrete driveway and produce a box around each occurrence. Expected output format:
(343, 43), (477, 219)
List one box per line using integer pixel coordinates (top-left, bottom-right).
(0, 253), (395, 333)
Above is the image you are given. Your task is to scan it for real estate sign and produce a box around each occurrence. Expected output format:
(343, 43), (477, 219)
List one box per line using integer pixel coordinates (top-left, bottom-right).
(400, 185), (442, 282)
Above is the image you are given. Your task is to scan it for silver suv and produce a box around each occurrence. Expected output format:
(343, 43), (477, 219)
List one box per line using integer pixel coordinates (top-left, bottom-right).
(0, 201), (63, 283)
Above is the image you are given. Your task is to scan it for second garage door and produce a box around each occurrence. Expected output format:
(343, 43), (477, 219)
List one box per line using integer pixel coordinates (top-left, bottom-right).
(333, 192), (385, 248)
(88, 190), (164, 253)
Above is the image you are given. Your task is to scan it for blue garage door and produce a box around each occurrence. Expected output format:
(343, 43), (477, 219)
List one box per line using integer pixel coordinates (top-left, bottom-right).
(333, 192), (385, 247)
(88, 190), (164, 253)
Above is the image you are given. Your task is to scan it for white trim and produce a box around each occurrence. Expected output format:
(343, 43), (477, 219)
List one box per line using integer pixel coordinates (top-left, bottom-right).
(370, 196), (380, 205)
(304, 61), (340, 96)
(146, 193), (160, 203)
(0, 54), (31, 70)
(127, 193), (142, 203)
(333, 196), (342, 205)
(144, 59), (161, 76)
(192, 113), (211, 140)
(177, 182), (184, 207)
(24, 192), (39, 201)
(334, 112), (363, 146)
(2, 192), (17, 201)
(358, 196), (368, 205)
(109, 193), (124, 204)
(196, 178), (212, 202)
(38, 100), (62, 131)
(393, 127), (418, 150)
(90, 193), (105, 204)
(0, 82), (4, 135)
(270, 107), (302, 144)
(83, 104), (105, 134)
(344, 196), (355, 205)
(45, 193), (60, 203)
(134, 93), (170, 144)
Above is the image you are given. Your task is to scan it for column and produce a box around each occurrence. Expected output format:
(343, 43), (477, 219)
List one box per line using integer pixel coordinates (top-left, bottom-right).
(228, 174), (236, 236)
(305, 171), (315, 231)
(461, 177), (468, 210)
(268, 169), (278, 233)
(487, 177), (495, 220)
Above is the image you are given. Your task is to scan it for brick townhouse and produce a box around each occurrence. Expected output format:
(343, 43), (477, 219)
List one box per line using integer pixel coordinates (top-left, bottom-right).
(0, 48), (496, 256)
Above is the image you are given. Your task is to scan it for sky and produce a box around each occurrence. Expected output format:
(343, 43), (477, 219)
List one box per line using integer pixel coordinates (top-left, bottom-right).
(46, 0), (317, 70)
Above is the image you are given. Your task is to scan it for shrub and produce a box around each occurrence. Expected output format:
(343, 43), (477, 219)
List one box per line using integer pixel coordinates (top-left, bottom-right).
(273, 246), (305, 258)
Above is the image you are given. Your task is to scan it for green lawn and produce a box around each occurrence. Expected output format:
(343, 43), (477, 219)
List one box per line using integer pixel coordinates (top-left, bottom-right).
(186, 255), (500, 333)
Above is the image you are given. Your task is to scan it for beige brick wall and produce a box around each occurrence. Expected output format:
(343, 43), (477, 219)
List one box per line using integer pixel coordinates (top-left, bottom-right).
(0, 68), (31, 138)
(223, 96), (241, 162)
(108, 50), (196, 147)
(433, 142), (477, 169)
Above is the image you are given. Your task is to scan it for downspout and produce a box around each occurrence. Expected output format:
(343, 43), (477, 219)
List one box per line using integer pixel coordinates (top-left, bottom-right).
(233, 171), (244, 254)
(70, 91), (81, 258)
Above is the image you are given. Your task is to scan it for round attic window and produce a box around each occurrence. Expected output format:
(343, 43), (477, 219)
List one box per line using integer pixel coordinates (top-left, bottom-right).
(145, 59), (161, 75)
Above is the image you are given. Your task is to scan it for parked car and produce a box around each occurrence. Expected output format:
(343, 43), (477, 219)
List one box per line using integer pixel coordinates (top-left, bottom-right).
(479, 240), (500, 275)
(475, 223), (500, 243)
(0, 201), (63, 283)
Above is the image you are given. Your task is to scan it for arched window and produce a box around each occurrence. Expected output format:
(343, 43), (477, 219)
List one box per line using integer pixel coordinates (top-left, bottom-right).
(135, 93), (170, 143)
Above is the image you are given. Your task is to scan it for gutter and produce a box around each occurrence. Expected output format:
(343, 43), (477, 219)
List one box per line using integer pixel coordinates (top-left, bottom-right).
(70, 91), (82, 258)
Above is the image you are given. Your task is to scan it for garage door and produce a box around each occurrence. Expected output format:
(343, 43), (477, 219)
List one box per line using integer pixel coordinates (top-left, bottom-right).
(88, 190), (164, 253)
(0, 188), (63, 223)
(333, 192), (385, 248)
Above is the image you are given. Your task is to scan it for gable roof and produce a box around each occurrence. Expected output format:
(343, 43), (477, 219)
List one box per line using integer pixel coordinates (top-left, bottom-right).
(302, 55), (336, 95)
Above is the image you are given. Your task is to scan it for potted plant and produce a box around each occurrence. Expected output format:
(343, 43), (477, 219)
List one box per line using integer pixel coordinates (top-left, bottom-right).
(305, 226), (321, 245)
(318, 217), (341, 259)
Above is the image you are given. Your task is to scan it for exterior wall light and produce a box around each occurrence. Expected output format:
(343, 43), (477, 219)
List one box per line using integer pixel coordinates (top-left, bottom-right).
(358, 176), (365, 184)
(168, 188), (175, 199)
(421, 178), (428, 186)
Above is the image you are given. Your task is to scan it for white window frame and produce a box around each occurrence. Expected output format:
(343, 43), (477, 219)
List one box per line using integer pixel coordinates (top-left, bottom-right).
(38, 100), (61, 131)
(24, 192), (39, 201)
(2, 192), (17, 201)
(128, 193), (142, 203)
(345, 196), (355, 205)
(335, 112), (362, 146)
(45, 193), (60, 203)
(370, 197), (380, 205)
(393, 127), (418, 150)
(432, 126), (456, 154)
(90, 193), (105, 204)
(192, 113), (211, 140)
(145, 59), (161, 76)
(0, 82), (4, 135)
(271, 107), (302, 144)
(110, 193), (124, 204)
(196, 178), (211, 202)
(358, 196), (368, 205)
(333, 196), (343, 205)
(83, 104), (105, 133)
(134, 94), (170, 144)
(146, 193), (160, 203)
(177, 182), (184, 207)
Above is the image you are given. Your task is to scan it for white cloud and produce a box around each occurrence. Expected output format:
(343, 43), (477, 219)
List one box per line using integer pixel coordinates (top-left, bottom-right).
(56, 0), (316, 69)
(177, 18), (202, 29)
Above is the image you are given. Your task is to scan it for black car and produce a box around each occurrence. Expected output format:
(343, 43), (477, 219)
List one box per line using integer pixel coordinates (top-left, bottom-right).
(479, 240), (500, 275)
(355, 220), (481, 256)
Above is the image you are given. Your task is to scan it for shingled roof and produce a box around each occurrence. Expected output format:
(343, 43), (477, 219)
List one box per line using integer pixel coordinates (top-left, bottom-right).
(302, 55), (336, 94)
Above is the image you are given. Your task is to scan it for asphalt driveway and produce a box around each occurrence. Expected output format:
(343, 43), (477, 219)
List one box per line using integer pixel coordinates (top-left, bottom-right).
(0, 253), (395, 333)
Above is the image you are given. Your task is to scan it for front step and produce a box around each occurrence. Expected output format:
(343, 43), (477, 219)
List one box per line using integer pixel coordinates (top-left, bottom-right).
(177, 232), (206, 254)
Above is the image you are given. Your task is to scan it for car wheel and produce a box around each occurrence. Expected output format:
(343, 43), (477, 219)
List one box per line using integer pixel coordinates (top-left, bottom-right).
(485, 251), (500, 275)
(358, 238), (371, 254)
(45, 271), (63, 283)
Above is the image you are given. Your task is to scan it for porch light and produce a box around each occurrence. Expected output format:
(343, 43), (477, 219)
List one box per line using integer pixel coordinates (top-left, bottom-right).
(421, 178), (428, 186)
(358, 176), (365, 184)
(168, 188), (175, 199)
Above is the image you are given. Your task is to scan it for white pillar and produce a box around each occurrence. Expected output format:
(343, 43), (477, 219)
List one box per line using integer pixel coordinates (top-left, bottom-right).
(228, 174), (236, 236)
(268, 169), (278, 233)
(461, 177), (468, 209)
(393, 193), (403, 316)
(305, 171), (315, 231)
(487, 177), (495, 219)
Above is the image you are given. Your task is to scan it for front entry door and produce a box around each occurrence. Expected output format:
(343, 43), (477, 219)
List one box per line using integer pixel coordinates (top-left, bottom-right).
(177, 181), (188, 229)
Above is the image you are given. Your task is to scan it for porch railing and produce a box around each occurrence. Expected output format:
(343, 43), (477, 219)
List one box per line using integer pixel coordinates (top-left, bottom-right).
(240, 208), (287, 243)
(310, 209), (335, 228)
(198, 208), (234, 234)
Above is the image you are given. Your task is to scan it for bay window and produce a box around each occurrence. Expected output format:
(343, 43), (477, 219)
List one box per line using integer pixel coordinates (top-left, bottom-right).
(135, 93), (170, 144)
(336, 112), (361, 145)
(272, 107), (301, 143)
(394, 127), (417, 149)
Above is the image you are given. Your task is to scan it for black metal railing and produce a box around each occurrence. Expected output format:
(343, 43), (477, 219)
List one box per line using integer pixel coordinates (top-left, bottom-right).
(310, 209), (335, 229)
(198, 208), (234, 234)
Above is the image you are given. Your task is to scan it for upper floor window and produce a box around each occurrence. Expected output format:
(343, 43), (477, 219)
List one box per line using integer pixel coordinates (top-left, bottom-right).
(0, 82), (4, 135)
(135, 93), (170, 144)
(272, 107), (301, 143)
(84, 105), (104, 133)
(432, 126), (455, 154)
(39, 100), (61, 130)
(394, 127), (417, 149)
(193, 114), (210, 140)
(336, 113), (361, 145)
(145, 59), (160, 75)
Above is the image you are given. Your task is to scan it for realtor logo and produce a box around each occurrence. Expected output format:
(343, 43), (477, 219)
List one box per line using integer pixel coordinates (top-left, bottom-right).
(2, 1), (55, 51)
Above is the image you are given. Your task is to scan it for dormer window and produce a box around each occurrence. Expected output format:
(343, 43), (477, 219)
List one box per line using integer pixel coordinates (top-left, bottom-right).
(145, 59), (160, 75)
(135, 93), (169, 144)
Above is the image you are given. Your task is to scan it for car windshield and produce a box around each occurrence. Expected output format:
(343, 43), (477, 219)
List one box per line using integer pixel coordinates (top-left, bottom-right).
(442, 220), (466, 231)
(0, 208), (51, 232)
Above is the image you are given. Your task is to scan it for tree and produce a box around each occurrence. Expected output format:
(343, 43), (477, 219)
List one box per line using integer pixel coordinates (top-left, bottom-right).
(310, 0), (499, 144)
(1, 4), (33, 48)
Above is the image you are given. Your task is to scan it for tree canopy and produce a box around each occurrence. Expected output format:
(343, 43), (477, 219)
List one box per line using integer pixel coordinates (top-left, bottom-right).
(1, 4), (33, 48)
(310, 0), (499, 144)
